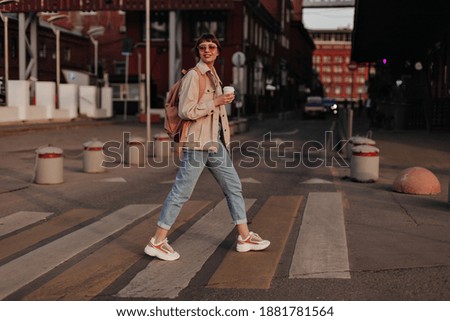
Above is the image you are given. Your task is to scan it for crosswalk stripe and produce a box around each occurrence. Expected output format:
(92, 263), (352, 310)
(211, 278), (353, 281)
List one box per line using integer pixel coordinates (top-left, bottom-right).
(117, 198), (256, 299)
(0, 209), (103, 262)
(0, 204), (160, 299)
(0, 211), (53, 237)
(289, 192), (351, 279)
(22, 201), (210, 300)
(208, 195), (303, 289)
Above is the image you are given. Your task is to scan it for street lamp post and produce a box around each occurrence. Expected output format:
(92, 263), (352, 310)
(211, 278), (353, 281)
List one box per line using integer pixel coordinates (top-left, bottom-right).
(0, 0), (20, 106)
(87, 26), (105, 77)
(87, 26), (105, 110)
(347, 62), (358, 157)
(48, 14), (69, 108)
(145, 0), (151, 143)
(134, 42), (146, 120)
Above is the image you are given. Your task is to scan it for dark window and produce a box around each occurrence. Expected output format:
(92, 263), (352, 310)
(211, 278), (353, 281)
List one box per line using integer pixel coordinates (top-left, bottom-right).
(191, 12), (226, 41)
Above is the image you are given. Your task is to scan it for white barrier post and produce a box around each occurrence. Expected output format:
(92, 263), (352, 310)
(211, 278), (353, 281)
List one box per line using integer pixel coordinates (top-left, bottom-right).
(35, 146), (64, 184)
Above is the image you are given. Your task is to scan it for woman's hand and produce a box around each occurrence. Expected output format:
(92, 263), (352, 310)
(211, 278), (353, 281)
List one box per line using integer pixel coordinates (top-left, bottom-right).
(214, 93), (235, 106)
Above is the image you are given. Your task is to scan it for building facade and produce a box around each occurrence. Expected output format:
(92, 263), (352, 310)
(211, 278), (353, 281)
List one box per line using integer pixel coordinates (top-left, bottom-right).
(0, 0), (315, 117)
(309, 28), (370, 103)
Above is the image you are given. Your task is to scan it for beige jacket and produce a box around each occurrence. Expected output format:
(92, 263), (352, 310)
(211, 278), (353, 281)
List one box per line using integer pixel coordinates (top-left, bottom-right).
(178, 60), (230, 152)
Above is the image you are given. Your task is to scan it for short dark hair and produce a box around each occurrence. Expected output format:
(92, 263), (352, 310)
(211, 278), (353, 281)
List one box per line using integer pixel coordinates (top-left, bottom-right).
(193, 34), (222, 58)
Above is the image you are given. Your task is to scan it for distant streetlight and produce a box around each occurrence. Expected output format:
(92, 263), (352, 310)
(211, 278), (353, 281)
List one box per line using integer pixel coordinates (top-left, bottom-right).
(0, 0), (20, 106)
(87, 26), (105, 77)
(48, 14), (69, 107)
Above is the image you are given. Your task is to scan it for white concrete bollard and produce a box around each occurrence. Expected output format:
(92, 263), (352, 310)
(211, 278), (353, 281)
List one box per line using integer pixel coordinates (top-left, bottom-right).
(154, 132), (171, 158)
(126, 136), (146, 166)
(238, 118), (248, 133)
(83, 139), (105, 173)
(350, 145), (379, 183)
(35, 146), (64, 184)
(350, 136), (376, 146)
(229, 120), (238, 136)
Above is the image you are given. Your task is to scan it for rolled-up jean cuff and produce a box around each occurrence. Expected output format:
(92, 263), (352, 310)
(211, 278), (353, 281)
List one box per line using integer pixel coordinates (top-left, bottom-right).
(157, 221), (172, 230)
(234, 219), (248, 225)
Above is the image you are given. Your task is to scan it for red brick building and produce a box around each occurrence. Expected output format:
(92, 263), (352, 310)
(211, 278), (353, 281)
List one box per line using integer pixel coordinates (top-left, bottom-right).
(0, 0), (315, 116)
(309, 28), (370, 103)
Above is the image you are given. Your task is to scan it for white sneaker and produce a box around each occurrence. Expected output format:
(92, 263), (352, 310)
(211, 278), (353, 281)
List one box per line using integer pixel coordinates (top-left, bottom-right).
(144, 237), (180, 261)
(236, 232), (270, 252)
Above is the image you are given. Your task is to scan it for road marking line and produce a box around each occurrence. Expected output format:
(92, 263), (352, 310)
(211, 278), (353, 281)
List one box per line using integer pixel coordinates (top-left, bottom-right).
(98, 177), (127, 183)
(0, 204), (160, 299)
(208, 195), (302, 289)
(240, 177), (262, 184)
(301, 178), (333, 184)
(117, 198), (256, 299)
(0, 211), (53, 237)
(289, 192), (351, 279)
(0, 209), (103, 262)
(23, 200), (210, 300)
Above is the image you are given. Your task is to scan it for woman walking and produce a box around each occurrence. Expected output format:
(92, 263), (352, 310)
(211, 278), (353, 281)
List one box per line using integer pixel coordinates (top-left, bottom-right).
(145, 34), (270, 261)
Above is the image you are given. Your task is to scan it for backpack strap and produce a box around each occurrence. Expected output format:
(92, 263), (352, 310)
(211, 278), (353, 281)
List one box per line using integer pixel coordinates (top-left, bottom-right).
(193, 66), (207, 102)
(178, 67), (209, 155)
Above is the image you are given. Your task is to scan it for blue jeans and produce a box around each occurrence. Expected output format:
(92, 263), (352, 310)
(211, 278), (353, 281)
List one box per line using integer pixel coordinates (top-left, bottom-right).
(157, 142), (248, 230)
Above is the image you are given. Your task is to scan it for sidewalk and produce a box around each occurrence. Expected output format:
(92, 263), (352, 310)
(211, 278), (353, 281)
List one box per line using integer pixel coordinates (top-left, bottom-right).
(333, 115), (450, 281)
(349, 114), (450, 195)
(0, 117), (124, 137)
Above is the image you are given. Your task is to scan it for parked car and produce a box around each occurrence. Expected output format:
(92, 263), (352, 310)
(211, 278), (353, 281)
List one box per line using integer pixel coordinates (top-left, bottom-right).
(303, 96), (327, 118)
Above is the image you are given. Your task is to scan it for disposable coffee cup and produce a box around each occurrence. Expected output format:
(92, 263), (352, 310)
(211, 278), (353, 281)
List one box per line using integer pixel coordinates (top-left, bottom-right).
(223, 86), (235, 94)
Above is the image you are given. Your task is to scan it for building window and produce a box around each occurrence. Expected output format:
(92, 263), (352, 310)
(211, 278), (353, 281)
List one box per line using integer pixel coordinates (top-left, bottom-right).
(192, 12), (226, 41)
(322, 75), (332, 83)
(63, 48), (71, 62)
(150, 11), (168, 41)
(333, 65), (343, 73)
(322, 65), (332, 73)
(334, 56), (343, 63)
(11, 38), (17, 59)
(39, 43), (47, 58)
(114, 61), (126, 75)
(263, 30), (269, 53)
(334, 86), (342, 95)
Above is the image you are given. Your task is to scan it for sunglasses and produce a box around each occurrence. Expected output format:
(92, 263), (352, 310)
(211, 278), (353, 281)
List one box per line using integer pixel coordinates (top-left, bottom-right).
(197, 44), (218, 51)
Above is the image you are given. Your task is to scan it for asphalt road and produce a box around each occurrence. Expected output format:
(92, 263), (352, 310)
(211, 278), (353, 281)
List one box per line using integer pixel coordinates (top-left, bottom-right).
(0, 115), (449, 301)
